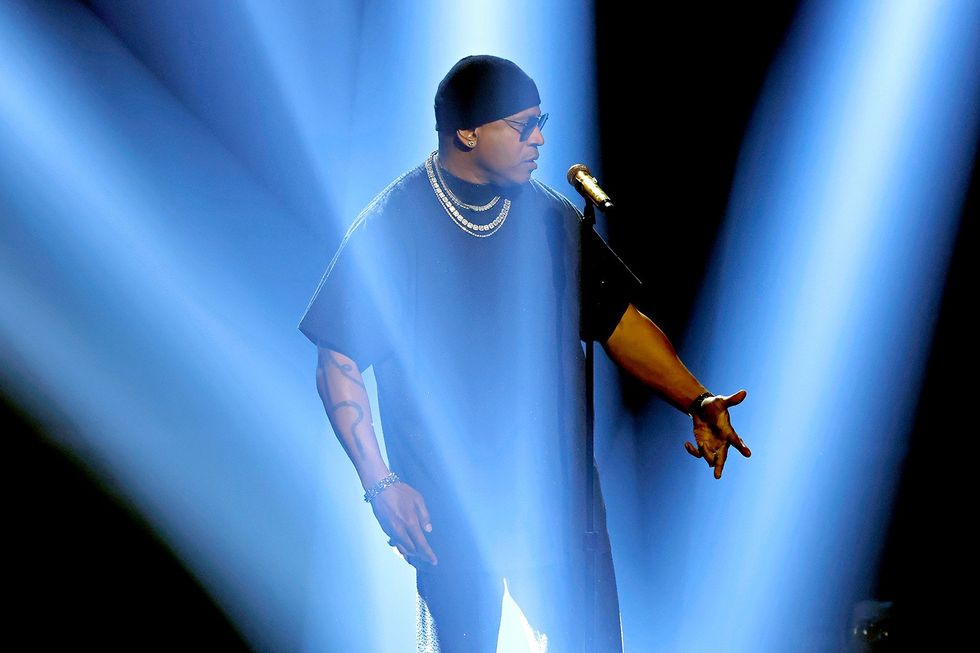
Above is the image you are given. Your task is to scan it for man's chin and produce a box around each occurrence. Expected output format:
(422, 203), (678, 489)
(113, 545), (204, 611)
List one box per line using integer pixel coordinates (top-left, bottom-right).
(490, 169), (534, 193)
(507, 170), (535, 187)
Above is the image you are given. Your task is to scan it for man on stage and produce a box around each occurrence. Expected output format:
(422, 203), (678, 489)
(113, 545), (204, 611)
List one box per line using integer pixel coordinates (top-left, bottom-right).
(299, 55), (750, 653)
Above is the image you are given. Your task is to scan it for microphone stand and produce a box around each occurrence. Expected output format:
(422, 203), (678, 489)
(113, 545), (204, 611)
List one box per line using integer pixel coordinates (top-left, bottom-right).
(573, 165), (631, 652)
(580, 200), (599, 653)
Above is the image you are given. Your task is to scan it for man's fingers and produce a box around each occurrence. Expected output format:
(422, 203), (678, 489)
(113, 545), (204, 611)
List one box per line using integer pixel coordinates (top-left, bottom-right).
(415, 499), (433, 533)
(391, 526), (417, 556)
(699, 441), (717, 467)
(721, 389), (748, 407)
(731, 434), (752, 458)
(713, 445), (729, 479)
(407, 522), (438, 566)
(387, 536), (411, 557)
(684, 441), (702, 458)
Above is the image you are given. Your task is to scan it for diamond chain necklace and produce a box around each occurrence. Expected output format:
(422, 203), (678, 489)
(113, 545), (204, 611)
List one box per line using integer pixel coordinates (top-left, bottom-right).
(425, 152), (510, 238)
(433, 153), (500, 212)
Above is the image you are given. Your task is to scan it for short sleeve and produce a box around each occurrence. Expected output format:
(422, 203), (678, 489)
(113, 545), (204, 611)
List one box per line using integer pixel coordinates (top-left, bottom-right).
(582, 226), (641, 342)
(298, 213), (394, 370)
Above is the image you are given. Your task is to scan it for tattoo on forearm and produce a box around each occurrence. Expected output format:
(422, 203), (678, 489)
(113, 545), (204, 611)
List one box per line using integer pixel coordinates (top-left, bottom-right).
(329, 400), (367, 458)
(328, 352), (366, 389)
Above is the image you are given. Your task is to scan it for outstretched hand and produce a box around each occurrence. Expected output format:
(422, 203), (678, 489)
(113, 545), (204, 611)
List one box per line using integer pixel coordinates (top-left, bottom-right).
(684, 389), (751, 479)
(370, 481), (438, 567)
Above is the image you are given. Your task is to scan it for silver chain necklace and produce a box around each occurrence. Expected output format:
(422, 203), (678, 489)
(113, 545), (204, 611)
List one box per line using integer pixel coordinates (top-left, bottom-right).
(433, 153), (500, 211)
(425, 152), (510, 238)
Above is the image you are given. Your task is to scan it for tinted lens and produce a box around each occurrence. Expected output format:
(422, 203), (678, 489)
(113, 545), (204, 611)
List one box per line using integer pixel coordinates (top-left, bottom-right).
(521, 113), (548, 141)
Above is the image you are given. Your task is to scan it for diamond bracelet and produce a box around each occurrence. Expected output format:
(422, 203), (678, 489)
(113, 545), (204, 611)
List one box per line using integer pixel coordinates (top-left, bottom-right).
(364, 472), (401, 503)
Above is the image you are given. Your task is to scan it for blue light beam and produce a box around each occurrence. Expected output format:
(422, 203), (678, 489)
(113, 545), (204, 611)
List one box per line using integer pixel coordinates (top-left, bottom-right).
(624, 1), (979, 651)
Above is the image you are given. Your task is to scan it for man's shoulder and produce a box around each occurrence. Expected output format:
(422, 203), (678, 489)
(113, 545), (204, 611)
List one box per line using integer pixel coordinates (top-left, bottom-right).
(528, 177), (582, 218)
(338, 160), (429, 242)
(359, 160), (429, 219)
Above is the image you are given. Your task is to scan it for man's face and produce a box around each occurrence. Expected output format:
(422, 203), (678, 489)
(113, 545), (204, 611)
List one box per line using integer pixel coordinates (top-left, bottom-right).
(470, 105), (545, 186)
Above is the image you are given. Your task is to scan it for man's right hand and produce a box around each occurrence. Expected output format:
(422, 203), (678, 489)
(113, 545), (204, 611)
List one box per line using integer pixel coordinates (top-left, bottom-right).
(370, 481), (438, 567)
(315, 347), (438, 566)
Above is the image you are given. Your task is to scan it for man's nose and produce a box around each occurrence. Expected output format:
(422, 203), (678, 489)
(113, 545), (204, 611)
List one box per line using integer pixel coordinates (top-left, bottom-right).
(528, 125), (545, 146)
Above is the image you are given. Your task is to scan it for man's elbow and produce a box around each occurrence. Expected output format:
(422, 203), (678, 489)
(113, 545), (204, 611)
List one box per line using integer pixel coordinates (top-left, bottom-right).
(604, 303), (641, 348)
(315, 360), (329, 398)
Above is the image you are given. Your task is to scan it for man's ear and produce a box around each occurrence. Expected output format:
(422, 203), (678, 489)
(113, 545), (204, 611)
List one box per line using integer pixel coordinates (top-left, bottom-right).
(456, 127), (478, 149)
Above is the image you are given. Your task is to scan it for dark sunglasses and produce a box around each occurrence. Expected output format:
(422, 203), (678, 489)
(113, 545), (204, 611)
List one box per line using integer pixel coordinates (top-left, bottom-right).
(502, 113), (549, 141)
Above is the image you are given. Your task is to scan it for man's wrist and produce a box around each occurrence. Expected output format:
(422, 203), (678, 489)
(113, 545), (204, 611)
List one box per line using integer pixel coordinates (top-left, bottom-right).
(364, 472), (401, 503)
(359, 465), (392, 491)
(687, 391), (713, 417)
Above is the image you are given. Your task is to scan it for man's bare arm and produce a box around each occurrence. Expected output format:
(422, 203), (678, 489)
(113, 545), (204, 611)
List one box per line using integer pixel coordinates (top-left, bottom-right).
(603, 304), (750, 478)
(316, 346), (437, 564)
(315, 346), (390, 490)
(603, 304), (708, 411)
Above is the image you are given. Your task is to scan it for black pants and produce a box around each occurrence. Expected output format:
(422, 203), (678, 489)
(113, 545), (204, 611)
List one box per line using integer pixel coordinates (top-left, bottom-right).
(415, 551), (622, 653)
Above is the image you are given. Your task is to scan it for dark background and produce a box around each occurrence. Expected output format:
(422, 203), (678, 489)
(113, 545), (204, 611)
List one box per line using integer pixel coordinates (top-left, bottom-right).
(595, 2), (974, 646)
(7, 1), (972, 648)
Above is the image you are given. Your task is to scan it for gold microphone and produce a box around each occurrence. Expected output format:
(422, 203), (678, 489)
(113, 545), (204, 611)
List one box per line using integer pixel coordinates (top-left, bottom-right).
(566, 163), (614, 211)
